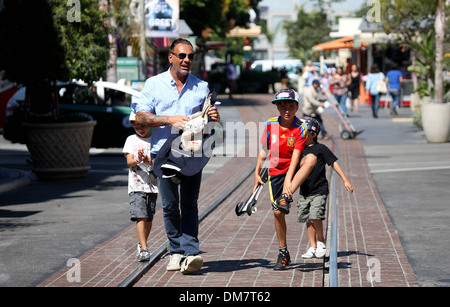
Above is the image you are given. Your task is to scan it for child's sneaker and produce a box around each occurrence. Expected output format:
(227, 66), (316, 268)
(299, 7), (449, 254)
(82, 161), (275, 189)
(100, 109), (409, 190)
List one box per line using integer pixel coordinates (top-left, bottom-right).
(301, 247), (316, 259)
(315, 241), (326, 258)
(272, 193), (293, 214)
(274, 251), (291, 270)
(137, 249), (150, 261)
(136, 243), (141, 259)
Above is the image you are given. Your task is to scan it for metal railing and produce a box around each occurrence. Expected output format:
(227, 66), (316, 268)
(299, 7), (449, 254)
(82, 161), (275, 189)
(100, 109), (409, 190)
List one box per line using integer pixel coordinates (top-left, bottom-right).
(328, 170), (338, 287)
(325, 139), (339, 287)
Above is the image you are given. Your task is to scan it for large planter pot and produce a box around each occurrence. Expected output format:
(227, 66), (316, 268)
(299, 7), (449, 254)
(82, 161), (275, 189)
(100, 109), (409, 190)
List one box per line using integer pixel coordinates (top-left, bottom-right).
(421, 102), (450, 143)
(24, 120), (96, 179)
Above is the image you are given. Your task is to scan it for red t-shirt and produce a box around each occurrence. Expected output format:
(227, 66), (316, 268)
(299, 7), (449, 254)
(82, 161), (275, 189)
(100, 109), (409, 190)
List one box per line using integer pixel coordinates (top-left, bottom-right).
(261, 116), (308, 176)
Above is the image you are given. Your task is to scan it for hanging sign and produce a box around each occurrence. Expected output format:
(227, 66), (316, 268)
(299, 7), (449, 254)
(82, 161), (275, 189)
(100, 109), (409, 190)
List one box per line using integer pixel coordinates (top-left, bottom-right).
(145, 0), (179, 38)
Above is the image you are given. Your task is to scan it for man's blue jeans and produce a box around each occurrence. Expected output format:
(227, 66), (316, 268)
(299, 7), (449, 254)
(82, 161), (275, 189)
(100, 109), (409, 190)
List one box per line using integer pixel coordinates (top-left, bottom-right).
(159, 172), (202, 256)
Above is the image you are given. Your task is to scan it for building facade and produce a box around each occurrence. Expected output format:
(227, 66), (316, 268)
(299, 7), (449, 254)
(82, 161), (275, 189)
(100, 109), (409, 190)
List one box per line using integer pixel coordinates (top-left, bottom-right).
(253, 0), (300, 61)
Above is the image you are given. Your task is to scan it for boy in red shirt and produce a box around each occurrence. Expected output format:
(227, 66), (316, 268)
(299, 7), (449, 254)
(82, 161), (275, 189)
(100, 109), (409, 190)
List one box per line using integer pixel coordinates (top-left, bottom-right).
(254, 89), (308, 270)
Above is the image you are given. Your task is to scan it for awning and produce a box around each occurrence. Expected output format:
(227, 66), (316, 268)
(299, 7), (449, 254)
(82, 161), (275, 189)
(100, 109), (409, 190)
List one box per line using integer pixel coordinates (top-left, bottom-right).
(312, 35), (367, 51)
(227, 25), (261, 38)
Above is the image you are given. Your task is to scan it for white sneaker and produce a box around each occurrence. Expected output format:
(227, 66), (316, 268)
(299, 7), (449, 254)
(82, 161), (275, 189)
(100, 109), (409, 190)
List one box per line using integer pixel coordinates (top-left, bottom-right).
(137, 249), (150, 262)
(180, 255), (203, 275)
(166, 253), (183, 271)
(301, 247), (316, 259)
(315, 241), (326, 258)
(136, 243), (141, 259)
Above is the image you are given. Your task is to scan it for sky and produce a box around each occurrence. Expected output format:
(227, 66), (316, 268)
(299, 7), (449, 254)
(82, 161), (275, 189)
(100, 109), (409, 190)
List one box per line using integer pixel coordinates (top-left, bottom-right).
(331, 0), (367, 12)
(302, 0), (368, 12)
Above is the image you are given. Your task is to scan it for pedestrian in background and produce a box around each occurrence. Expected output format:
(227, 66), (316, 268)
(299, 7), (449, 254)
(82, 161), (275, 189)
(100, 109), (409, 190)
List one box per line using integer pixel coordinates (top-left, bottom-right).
(123, 112), (158, 262)
(226, 58), (238, 99)
(302, 60), (319, 87)
(365, 64), (385, 118)
(331, 67), (349, 117)
(347, 64), (361, 113)
(386, 63), (403, 116)
(279, 66), (289, 90)
(320, 71), (331, 90)
(302, 80), (332, 141)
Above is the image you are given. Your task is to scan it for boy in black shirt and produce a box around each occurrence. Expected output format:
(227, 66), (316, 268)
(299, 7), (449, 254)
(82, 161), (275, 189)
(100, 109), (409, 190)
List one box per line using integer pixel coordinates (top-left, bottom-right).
(284, 117), (353, 259)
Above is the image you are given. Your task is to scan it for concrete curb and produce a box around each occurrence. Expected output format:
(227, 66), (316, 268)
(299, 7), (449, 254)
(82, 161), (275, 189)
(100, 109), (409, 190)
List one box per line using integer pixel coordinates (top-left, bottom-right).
(0, 167), (35, 194)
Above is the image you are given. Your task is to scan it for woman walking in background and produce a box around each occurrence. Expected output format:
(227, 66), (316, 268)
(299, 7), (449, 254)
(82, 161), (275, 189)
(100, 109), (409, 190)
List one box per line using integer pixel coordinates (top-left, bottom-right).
(331, 67), (349, 117)
(365, 64), (385, 118)
(347, 64), (361, 113)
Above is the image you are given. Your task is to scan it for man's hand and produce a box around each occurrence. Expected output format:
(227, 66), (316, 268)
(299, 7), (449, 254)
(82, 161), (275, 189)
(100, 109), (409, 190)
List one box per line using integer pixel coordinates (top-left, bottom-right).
(207, 106), (220, 122)
(168, 115), (190, 129)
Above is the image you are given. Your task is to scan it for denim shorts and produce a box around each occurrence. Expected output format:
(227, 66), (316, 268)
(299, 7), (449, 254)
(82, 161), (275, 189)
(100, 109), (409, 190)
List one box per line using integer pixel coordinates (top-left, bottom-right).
(296, 194), (327, 223)
(129, 192), (157, 222)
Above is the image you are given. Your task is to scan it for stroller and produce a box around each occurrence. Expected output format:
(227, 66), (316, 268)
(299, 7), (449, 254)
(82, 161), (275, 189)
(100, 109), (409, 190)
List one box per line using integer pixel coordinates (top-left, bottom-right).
(319, 83), (363, 139)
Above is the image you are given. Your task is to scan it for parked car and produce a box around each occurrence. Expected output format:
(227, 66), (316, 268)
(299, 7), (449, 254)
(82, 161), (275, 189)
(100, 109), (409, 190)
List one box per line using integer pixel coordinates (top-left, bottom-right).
(3, 80), (142, 148)
(251, 59), (303, 89)
(250, 59), (303, 73)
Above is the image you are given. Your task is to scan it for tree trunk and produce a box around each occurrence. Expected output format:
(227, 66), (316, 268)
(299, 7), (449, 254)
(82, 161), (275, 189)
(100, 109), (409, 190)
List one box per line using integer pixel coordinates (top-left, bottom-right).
(434, 0), (445, 103)
(102, 0), (117, 83)
(140, 0), (146, 79)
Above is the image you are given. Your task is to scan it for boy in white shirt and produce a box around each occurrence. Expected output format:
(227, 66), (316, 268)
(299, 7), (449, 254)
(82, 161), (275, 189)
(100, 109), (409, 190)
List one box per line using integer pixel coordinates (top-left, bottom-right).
(123, 112), (159, 261)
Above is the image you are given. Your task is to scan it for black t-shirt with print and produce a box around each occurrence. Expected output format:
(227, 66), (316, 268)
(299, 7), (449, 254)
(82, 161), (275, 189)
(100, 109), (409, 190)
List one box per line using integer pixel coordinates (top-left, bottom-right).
(300, 143), (337, 197)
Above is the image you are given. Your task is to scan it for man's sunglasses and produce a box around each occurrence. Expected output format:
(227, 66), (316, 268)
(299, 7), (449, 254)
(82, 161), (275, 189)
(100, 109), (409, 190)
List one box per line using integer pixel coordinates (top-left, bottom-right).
(170, 52), (195, 60)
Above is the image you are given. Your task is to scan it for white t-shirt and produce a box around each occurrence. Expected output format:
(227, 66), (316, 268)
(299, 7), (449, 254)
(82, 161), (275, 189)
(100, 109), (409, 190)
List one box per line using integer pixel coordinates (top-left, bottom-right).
(122, 134), (158, 194)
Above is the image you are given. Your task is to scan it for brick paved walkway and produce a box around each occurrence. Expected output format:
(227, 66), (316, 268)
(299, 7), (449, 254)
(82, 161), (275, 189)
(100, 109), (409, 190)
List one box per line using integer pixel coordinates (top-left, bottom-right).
(37, 94), (418, 287)
(324, 113), (417, 286)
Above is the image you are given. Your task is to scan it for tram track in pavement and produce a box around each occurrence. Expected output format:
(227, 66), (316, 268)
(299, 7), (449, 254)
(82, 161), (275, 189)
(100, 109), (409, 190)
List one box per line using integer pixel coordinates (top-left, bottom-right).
(118, 166), (255, 287)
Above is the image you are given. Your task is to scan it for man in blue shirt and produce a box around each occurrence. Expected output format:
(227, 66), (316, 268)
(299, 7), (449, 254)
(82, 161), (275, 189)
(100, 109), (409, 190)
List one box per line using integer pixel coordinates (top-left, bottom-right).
(132, 38), (220, 274)
(386, 63), (403, 115)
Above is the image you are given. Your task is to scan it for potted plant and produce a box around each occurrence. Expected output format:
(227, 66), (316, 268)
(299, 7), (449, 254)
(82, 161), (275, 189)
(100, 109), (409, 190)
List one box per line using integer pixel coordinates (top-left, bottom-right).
(408, 0), (449, 143)
(420, 0), (450, 143)
(381, 0), (449, 143)
(0, 0), (111, 178)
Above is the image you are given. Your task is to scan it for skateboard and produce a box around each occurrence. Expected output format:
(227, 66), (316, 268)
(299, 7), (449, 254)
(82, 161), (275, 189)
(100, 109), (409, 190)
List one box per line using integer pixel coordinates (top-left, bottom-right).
(235, 168), (269, 216)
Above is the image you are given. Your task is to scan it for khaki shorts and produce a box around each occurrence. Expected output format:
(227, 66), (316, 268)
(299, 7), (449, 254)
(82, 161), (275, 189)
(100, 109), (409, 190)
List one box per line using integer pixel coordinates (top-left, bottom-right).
(129, 192), (157, 222)
(296, 194), (327, 223)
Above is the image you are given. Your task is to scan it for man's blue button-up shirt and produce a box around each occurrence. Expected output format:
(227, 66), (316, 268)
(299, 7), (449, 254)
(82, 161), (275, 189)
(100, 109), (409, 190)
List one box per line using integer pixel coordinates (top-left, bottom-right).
(132, 68), (210, 154)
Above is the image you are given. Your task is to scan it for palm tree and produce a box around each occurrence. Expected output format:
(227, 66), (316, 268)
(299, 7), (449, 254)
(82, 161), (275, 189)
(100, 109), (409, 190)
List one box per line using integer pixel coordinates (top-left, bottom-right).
(434, 0), (445, 103)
